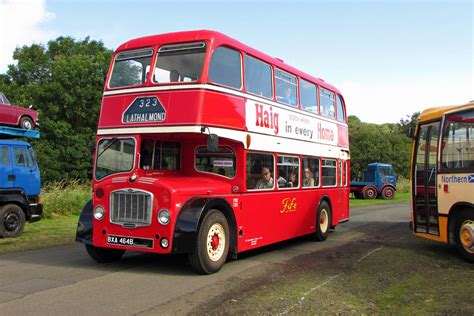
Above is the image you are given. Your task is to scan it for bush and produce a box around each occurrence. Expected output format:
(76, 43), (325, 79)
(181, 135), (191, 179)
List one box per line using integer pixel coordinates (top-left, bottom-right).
(41, 180), (91, 218)
(396, 177), (410, 194)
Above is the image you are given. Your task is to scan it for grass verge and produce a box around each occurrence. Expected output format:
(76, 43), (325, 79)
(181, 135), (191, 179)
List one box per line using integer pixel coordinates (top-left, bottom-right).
(350, 192), (410, 208)
(0, 215), (79, 254)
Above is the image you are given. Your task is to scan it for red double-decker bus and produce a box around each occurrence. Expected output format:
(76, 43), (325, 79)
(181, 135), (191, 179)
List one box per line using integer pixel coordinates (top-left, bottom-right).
(76, 30), (350, 274)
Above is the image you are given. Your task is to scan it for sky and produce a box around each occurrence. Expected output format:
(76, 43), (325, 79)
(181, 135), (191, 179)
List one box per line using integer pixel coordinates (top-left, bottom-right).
(0, 0), (472, 124)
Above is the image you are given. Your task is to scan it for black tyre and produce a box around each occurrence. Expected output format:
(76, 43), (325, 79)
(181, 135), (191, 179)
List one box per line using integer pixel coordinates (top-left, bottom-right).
(311, 201), (332, 241)
(453, 210), (474, 263)
(363, 187), (377, 199)
(0, 204), (25, 238)
(353, 191), (363, 199)
(85, 244), (125, 263)
(189, 209), (230, 274)
(19, 116), (34, 130)
(381, 186), (395, 200)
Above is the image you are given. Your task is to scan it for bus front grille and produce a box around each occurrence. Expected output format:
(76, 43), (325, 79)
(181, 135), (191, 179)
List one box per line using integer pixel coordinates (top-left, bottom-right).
(110, 189), (152, 227)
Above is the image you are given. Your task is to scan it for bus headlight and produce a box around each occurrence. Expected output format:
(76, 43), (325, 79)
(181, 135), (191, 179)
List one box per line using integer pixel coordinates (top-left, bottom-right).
(94, 206), (105, 220)
(158, 209), (170, 225)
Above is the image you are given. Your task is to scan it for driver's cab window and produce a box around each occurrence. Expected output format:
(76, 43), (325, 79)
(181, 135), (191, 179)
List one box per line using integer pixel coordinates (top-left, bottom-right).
(140, 139), (180, 170)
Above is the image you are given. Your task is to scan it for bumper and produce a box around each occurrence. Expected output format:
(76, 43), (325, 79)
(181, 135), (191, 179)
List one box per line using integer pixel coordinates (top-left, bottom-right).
(29, 203), (43, 223)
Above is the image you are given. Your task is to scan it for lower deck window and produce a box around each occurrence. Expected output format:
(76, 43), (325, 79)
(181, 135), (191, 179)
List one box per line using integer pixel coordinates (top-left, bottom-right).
(247, 152), (274, 190)
(277, 156), (299, 188)
(195, 147), (236, 178)
(322, 159), (337, 186)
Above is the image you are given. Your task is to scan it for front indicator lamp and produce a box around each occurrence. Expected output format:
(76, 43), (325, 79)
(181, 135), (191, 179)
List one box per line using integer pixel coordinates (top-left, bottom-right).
(160, 238), (169, 248)
(94, 206), (105, 220)
(158, 209), (170, 225)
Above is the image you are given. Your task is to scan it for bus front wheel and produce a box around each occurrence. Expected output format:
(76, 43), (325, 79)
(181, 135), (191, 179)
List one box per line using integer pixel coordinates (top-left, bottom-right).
(311, 201), (332, 241)
(189, 209), (230, 274)
(454, 210), (474, 263)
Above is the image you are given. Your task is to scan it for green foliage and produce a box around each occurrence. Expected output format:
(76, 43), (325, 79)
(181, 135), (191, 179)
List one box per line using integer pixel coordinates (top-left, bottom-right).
(348, 115), (413, 179)
(0, 37), (113, 182)
(41, 180), (91, 218)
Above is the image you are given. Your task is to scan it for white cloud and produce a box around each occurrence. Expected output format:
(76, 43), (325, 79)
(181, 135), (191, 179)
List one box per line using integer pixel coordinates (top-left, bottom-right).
(338, 78), (473, 124)
(0, 0), (55, 72)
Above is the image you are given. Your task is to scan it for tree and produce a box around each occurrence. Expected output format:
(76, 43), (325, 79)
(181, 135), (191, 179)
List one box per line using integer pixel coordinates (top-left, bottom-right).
(0, 37), (113, 182)
(348, 115), (412, 179)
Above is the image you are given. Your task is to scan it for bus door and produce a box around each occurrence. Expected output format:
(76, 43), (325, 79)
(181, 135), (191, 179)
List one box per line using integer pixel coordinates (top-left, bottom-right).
(413, 121), (440, 235)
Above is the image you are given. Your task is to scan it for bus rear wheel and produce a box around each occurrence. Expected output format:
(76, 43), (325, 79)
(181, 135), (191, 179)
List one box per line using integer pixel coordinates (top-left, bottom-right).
(85, 244), (125, 263)
(311, 201), (332, 241)
(454, 210), (474, 263)
(189, 209), (229, 274)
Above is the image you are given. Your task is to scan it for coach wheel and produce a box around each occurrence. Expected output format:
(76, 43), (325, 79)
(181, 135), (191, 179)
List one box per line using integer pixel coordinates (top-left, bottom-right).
(189, 209), (230, 274)
(311, 201), (332, 242)
(353, 191), (363, 199)
(85, 244), (125, 263)
(20, 116), (34, 130)
(363, 187), (377, 200)
(454, 210), (474, 263)
(381, 187), (395, 200)
(0, 204), (25, 238)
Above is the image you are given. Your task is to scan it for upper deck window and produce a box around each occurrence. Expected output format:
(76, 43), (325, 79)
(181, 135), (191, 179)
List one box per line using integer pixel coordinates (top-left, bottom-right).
(153, 42), (206, 83)
(109, 48), (153, 88)
(300, 79), (317, 113)
(275, 69), (297, 107)
(209, 46), (242, 89)
(320, 87), (336, 119)
(244, 55), (273, 99)
(336, 95), (346, 123)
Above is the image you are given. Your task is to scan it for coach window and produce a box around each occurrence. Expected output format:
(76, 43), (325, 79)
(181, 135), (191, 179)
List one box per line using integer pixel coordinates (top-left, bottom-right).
(302, 157), (319, 187)
(441, 110), (474, 170)
(140, 140), (180, 171)
(336, 95), (346, 123)
(246, 152), (274, 190)
(322, 159), (337, 186)
(320, 88), (336, 119)
(244, 55), (273, 99)
(195, 147), (236, 178)
(277, 156), (299, 188)
(275, 69), (297, 106)
(209, 47), (242, 89)
(300, 79), (318, 113)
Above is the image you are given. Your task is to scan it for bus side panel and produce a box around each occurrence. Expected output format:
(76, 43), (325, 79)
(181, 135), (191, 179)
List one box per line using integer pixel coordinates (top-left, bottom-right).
(238, 189), (342, 252)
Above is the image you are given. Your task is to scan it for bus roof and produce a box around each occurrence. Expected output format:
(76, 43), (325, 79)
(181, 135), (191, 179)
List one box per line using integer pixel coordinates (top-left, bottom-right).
(419, 101), (474, 122)
(115, 29), (341, 94)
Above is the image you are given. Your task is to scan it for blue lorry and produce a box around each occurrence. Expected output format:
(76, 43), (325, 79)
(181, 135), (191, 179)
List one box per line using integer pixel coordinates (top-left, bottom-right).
(0, 126), (43, 237)
(350, 163), (397, 200)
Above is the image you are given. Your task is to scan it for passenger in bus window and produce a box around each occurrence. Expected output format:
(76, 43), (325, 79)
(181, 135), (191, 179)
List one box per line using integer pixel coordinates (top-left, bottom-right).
(286, 170), (298, 187)
(170, 69), (180, 82)
(303, 168), (315, 187)
(255, 167), (273, 189)
(322, 103), (335, 118)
